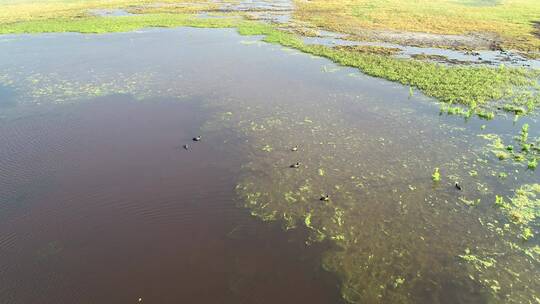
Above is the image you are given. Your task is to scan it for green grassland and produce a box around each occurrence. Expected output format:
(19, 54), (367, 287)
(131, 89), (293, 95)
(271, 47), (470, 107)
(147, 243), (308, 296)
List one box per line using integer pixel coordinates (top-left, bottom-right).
(0, 0), (227, 24)
(293, 0), (540, 53)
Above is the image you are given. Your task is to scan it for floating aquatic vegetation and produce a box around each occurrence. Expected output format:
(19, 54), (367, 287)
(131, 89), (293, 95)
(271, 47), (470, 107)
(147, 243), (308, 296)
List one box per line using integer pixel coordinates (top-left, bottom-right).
(478, 128), (539, 169)
(521, 227), (534, 241)
(459, 196), (480, 206)
(502, 104), (527, 115)
(432, 167), (441, 182)
(520, 123), (529, 143)
(221, 89), (540, 303)
(459, 248), (496, 271)
(261, 144), (273, 152)
(494, 184), (540, 242)
(476, 110), (495, 120)
(440, 103), (468, 116)
(2, 70), (160, 105)
(2, 16), (539, 303)
(2, 14), (539, 115)
(529, 158), (538, 170)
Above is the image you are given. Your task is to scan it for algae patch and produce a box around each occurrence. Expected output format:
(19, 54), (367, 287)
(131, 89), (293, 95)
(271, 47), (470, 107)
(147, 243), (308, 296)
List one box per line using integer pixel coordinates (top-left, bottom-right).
(495, 184), (540, 241)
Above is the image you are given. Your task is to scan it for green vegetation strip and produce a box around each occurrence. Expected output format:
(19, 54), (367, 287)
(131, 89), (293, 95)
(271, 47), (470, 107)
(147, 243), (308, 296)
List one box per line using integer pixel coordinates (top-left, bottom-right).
(478, 123), (539, 169)
(0, 14), (240, 34)
(1, 14), (539, 113)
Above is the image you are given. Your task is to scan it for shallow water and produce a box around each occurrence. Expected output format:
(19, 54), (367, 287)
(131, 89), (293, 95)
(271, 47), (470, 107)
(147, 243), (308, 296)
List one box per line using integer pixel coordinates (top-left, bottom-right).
(0, 96), (343, 303)
(89, 8), (135, 17)
(90, 0), (539, 67)
(302, 35), (540, 68)
(0, 27), (538, 303)
(213, 0), (539, 67)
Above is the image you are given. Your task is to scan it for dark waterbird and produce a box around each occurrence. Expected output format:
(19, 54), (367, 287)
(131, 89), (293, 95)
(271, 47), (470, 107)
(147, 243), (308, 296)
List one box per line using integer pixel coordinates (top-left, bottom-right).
(290, 162), (301, 168)
(455, 182), (463, 191)
(320, 195), (329, 201)
(192, 136), (201, 142)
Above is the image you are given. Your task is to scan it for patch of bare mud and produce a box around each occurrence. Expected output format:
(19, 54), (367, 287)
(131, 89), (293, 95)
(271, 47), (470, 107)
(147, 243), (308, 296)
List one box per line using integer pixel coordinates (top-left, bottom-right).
(346, 29), (501, 51)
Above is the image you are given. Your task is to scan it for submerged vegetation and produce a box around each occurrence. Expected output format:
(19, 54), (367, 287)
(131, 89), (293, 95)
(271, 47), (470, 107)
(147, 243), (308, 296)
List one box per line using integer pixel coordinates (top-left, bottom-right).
(1, 13), (539, 115)
(4, 14), (540, 119)
(1, 1), (540, 303)
(478, 122), (539, 169)
(494, 184), (540, 241)
(228, 94), (540, 302)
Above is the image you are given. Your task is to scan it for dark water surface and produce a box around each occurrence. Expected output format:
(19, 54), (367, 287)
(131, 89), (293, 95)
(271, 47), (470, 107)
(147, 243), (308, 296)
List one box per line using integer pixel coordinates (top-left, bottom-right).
(0, 96), (343, 303)
(0, 28), (538, 303)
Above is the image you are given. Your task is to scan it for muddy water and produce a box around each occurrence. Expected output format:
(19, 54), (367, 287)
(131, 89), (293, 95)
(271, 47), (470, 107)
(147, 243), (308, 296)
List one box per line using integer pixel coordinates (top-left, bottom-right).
(0, 96), (343, 303)
(0, 28), (539, 303)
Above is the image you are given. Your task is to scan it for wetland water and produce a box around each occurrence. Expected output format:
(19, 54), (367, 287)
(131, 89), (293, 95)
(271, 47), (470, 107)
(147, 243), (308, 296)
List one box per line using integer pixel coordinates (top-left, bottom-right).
(0, 28), (539, 303)
(0, 97), (342, 303)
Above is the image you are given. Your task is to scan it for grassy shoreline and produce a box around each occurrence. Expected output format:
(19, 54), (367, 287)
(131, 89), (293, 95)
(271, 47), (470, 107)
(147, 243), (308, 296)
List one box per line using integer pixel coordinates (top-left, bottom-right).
(1, 13), (539, 117)
(293, 0), (540, 54)
(1, 6), (539, 304)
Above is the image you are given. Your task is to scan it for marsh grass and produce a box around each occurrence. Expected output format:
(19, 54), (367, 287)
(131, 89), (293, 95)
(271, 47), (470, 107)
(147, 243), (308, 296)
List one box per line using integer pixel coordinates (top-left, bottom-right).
(245, 24), (540, 111)
(0, 14), (241, 34)
(0, 0), (231, 24)
(1, 13), (539, 113)
(333, 45), (401, 56)
(293, 0), (540, 53)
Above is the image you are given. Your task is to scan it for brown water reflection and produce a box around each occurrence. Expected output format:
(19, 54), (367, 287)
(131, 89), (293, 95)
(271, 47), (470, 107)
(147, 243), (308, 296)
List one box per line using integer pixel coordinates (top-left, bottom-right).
(0, 27), (538, 303)
(0, 96), (343, 304)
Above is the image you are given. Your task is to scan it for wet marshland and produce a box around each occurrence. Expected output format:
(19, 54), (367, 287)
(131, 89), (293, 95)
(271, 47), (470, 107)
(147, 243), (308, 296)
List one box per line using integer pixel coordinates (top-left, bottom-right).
(0, 27), (539, 303)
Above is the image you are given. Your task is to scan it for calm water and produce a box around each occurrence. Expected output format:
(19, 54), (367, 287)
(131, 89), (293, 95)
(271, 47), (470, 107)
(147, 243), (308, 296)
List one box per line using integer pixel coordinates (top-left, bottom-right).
(0, 96), (343, 303)
(0, 28), (538, 303)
